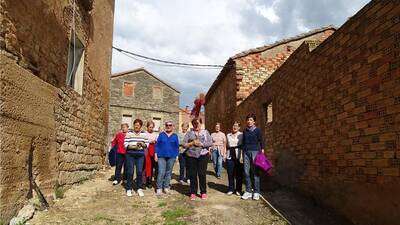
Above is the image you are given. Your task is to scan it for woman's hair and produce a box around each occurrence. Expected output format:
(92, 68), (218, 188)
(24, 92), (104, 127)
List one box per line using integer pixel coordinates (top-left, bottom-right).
(233, 121), (240, 126)
(246, 113), (256, 121)
(181, 122), (189, 128)
(133, 119), (143, 126)
(146, 120), (155, 128)
(121, 123), (129, 128)
(215, 122), (221, 126)
(191, 117), (201, 125)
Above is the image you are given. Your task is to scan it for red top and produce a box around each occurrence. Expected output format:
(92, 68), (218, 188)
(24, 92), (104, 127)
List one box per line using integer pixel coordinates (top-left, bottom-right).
(111, 131), (127, 154)
(191, 98), (205, 118)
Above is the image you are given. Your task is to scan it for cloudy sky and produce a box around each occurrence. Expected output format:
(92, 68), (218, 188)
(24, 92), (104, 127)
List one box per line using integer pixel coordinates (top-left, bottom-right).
(112, 0), (370, 108)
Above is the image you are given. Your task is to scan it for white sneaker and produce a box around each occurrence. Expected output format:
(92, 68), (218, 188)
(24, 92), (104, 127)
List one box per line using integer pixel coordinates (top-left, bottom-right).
(235, 191), (241, 196)
(179, 180), (184, 184)
(164, 188), (171, 194)
(253, 193), (260, 201)
(187, 179), (190, 185)
(112, 180), (119, 185)
(241, 192), (252, 200)
(156, 189), (162, 196)
(126, 190), (133, 197)
(137, 189), (144, 197)
(227, 191), (233, 195)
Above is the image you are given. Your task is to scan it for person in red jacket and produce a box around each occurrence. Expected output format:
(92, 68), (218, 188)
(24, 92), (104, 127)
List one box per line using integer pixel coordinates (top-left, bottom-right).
(111, 123), (129, 185)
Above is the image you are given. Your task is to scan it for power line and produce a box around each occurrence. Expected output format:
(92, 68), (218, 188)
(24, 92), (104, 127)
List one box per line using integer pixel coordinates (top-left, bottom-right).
(113, 46), (232, 69)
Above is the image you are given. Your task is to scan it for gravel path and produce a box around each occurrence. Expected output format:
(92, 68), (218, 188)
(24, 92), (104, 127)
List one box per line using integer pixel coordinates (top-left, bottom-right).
(28, 163), (287, 225)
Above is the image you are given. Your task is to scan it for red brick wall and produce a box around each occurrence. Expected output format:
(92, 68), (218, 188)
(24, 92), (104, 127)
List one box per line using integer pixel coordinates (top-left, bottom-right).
(205, 65), (238, 133)
(235, 1), (400, 224)
(235, 30), (334, 104)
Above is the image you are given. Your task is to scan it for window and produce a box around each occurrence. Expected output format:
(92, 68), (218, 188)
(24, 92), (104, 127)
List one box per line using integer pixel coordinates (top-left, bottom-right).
(153, 117), (162, 132)
(66, 32), (85, 95)
(121, 114), (132, 127)
(153, 86), (162, 100)
(123, 82), (135, 97)
(265, 102), (273, 123)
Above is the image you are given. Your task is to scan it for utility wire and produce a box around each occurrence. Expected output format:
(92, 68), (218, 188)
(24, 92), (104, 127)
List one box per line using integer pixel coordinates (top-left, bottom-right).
(113, 46), (233, 69)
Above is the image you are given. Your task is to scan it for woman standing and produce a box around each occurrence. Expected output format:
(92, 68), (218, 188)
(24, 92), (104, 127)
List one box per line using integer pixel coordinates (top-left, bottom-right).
(226, 122), (243, 196)
(184, 118), (212, 200)
(124, 119), (149, 197)
(211, 123), (226, 179)
(111, 123), (129, 185)
(241, 113), (264, 201)
(155, 121), (179, 195)
(178, 122), (190, 184)
(144, 121), (158, 188)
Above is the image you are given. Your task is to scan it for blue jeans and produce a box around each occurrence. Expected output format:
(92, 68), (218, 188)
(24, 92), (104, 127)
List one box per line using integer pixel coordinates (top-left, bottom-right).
(114, 153), (126, 182)
(226, 159), (243, 192)
(211, 149), (223, 177)
(178, 153), (188, 181)
(244, 151), (260, 193)
(157, 157), (176, 189)
(125, 153), (144, 190)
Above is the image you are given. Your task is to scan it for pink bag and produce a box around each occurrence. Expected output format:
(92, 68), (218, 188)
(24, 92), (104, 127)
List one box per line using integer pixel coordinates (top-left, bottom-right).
(254, 151), (273, 173)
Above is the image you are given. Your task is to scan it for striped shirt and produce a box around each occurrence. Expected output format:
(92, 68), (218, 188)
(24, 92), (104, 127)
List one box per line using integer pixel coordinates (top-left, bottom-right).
(124, 131), (149, 155)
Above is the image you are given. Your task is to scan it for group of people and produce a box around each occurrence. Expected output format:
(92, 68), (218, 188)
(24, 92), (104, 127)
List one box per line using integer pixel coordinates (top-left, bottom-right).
(110, 113), (264, 201)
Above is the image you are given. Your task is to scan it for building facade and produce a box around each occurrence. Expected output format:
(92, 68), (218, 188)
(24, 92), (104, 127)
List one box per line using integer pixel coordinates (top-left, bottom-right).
(206, 1), (400, 224)
(0, 0), (115, 222)
(205, 26), (335, 133)
(109, 68), (180, 140)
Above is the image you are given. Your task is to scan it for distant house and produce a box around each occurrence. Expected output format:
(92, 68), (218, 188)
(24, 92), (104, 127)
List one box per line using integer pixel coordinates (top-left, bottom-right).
(109, 68), (180, 140)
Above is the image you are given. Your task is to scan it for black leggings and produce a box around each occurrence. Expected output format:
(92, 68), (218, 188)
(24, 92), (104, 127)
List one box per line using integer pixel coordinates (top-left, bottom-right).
(187, 155), (208, 195)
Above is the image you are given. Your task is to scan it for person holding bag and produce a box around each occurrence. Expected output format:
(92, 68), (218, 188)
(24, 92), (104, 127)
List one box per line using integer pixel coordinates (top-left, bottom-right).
(184, 118), (212, 200)
(124, 119), (149, 197)
(241, 113), (264, 201)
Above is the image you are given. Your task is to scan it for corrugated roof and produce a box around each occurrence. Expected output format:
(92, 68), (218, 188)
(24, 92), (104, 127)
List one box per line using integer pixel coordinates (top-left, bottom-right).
(111, 68), (180, 93)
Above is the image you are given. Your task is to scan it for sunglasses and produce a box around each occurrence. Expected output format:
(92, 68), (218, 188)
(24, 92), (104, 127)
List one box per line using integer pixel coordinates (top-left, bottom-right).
(165, 124), (173, 127)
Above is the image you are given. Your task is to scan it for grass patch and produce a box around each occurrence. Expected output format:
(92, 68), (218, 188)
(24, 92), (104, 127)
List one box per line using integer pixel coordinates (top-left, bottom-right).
(162, 207), (192, 225)
(158, 201), (167, 207)
(78, 176), (89, 185)
(93, 213), (115, 222)
(54, 184), (65, 199)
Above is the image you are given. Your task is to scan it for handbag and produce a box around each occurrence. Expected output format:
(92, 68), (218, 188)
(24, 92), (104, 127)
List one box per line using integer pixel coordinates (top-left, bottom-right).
(254, 151), (273, 173)
(108, 145), (117, 167)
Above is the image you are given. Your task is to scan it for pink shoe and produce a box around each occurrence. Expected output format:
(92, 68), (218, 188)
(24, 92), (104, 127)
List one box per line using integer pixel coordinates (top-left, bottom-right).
(201, 193), (207, 200)
(190, 194), (196, 201)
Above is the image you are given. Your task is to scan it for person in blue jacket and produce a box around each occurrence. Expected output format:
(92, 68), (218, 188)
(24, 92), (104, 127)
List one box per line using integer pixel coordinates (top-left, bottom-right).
(155, 121), (179, 195)
(241, 113), (264, 201)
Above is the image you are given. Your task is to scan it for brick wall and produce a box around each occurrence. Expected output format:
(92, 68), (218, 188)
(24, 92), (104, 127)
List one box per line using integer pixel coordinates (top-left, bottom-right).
(235, 1), (400, 224)
(235, 30), (334, 104)
(0, 0), (114, 222)
(206, 28), (335, 133)
(205, 63), (238, 133)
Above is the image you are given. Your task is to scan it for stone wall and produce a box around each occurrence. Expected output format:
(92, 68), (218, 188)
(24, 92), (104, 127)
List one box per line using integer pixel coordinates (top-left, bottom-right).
(0, 0), (114, 222)
(235, 1), (400, 224)
(109, 69), (180, 140)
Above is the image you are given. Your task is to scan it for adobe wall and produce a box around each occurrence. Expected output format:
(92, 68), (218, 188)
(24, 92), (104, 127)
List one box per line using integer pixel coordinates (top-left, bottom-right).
(0, 0), (114, 222)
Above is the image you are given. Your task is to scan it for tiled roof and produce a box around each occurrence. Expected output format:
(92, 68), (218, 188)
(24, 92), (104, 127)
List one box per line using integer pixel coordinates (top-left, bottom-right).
(231, 25), (336, 59)
(206, 25), (336, 99)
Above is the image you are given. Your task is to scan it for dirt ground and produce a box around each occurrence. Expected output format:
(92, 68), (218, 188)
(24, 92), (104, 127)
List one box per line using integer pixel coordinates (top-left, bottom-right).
(28, 163), (288, 225)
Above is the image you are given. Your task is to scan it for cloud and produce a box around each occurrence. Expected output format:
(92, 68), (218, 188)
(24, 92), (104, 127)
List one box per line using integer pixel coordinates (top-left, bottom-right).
(112, 0), (370, 108)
